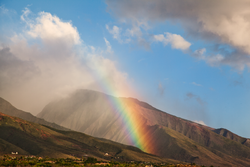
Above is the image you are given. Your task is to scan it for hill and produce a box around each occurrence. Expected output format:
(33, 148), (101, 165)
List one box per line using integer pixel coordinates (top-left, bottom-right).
(213, 128), (250, 147)
(0, 112), (178, 163)
(0, 97), (68, 131)
(38, 89), (250, 167)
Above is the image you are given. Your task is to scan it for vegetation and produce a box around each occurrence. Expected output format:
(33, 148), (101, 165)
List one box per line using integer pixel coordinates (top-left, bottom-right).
(0, 155), (206, 167)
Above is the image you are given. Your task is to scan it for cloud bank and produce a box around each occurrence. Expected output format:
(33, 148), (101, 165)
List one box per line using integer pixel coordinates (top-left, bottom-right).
(106, 0), (250, 70)
(0, 9), (131, 114)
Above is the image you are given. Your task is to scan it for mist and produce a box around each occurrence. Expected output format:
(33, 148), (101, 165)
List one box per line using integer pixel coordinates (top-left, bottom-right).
(0, 9), (131, 115)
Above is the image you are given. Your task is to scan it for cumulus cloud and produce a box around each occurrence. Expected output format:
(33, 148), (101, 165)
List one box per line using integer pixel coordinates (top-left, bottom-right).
(24, 11), (81, 45)
(154, 32), (191, 50)
(106, 0), (250, 70)
(0, 9), (131, 114)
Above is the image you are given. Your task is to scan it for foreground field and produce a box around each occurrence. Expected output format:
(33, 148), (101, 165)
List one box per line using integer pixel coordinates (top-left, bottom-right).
(0, 155), (207, 167)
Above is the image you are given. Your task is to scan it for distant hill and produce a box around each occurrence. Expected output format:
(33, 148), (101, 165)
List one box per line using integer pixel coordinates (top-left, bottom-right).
(38, 89), (250, 167)
(0, 112), (178, 163)
(213, 128), (250, 147)
(0, 97), (68, 131)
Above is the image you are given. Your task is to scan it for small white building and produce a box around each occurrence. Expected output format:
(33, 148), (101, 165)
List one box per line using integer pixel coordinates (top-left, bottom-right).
(11, 152), (18, 154)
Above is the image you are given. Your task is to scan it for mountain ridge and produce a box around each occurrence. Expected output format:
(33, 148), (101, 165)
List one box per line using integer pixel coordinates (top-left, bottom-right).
(37, 89), (250, 167)
(213, 128), (250, 147)
(0, 97), (69, 131)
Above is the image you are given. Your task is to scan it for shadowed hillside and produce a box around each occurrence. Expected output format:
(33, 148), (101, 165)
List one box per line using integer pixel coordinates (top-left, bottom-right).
(38, 89), (250, 167)
(0, 112), (178, 163)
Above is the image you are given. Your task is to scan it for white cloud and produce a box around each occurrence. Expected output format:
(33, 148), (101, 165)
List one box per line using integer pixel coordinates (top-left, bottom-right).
(20, 7), (31, 22)
(104, 37), (113, 54)
(0, 8), (131, 114)
(106, 25), (121, 41)
(154, 32), (191, 50)
(106, 0), (250, 70)
(27, 11), (81, 45)
(106, 23), (148, 48)
(106, 20), (150, 49)
(194, 120), (206, 126)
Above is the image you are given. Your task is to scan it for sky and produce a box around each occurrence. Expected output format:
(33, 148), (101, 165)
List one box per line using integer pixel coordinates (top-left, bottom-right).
(0, 0), (250, 138)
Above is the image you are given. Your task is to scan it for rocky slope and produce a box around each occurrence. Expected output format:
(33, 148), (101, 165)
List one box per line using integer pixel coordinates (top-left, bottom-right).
(213, 128), (250, 147)
(37, 89), (250, 167)
(0, 112), (174, 163)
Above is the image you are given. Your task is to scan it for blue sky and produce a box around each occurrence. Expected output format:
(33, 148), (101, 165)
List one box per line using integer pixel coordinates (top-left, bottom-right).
(1, 0), (250, 138)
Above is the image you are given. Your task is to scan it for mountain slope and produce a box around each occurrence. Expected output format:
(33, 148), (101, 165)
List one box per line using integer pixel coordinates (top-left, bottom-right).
(213, 128), (250, 147)
(0, 97), (68, 131)
(0, 112), (176, 163)
(38, 89), (250, 167)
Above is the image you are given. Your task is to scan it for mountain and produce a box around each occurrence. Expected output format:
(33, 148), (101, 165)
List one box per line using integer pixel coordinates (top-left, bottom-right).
(0, 112), (177, 163)
(213, 128), (250, 147)
(0, 97), (68, 131)
(38, 89), (250, 167)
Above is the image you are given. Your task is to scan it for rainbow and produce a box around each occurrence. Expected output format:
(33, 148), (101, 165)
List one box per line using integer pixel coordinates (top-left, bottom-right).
(89, 62), (156, 155)
(107, 96), (156, 154)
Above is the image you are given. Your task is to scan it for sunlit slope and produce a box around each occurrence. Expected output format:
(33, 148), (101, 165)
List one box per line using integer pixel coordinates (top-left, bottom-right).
(0, 112), (174, 163)
(38, 89), (250, 167)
